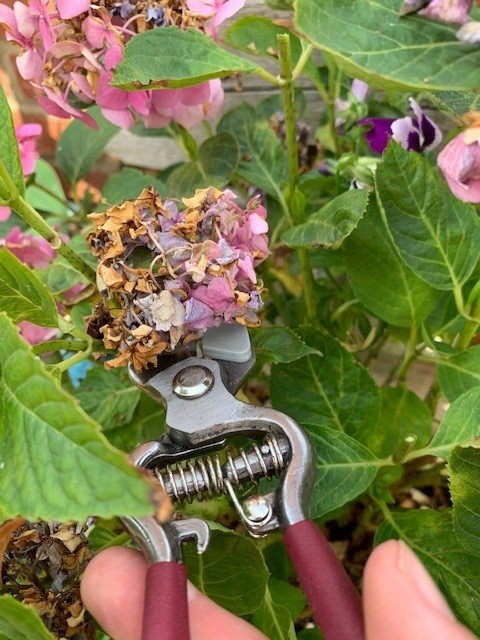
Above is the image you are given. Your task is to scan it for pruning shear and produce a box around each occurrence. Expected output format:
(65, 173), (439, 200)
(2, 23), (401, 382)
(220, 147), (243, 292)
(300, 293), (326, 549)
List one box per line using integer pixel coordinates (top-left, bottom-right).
(121, 324), (364, 640)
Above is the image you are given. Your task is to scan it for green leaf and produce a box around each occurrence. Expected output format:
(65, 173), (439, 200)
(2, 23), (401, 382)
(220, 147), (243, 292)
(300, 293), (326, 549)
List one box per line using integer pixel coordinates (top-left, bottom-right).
(366, 387), (431, 458)
(0, 313), (151, 521)
(0, 87), (24, 196)
(295, 0), (480, 91)
(25, 160), (70, 217)
(112, 27), (260, 90)
(224, 16), (320, 83)
(251, 327), (320, 365)
(376, 144), (480, 291)
(425, 388), (480, 458)
(251, 582), (296, 640)
(270, 327), (380, 439)
(450, 445), (480, 556)
(37, 235), (94, 295)
(375, 509), (480, 634)
(427, 91), (480, 118)
(105, 393), (165, 452)
(267, 578), (306, 619)
(218, 107), (287, 200)
(437, 346), (480, 401)
(345, 200), (439, 327)
(0, 595), (54, 640)
(282, 188), (369, 249)
(74, 366), (141, 431)
(57, 107), (117, 186)
(166, 134), (239, 198)
(0, 248), (58, 327)
(306, 426), (384, 519)
(184, 529), (268, 615)
(100, 167), (166, 209)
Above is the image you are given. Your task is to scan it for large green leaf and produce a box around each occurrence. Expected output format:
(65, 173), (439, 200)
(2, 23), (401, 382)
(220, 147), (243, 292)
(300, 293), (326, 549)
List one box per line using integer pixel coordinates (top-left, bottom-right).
(0, 87), (24, 197)
(184, 529), (268, 615)
(294, 0), (480, 91)
(424, 388), (480, 458)
(437, 346), (480, 401)
(74, 366), (141, 431)
(307, 426), (384, 519)
(427, 91), (480, 118)
(345, 201), (439, 327)
(100, 167), (166, 210)
(218, 106), (287, 201)
(37, 235), (94, 295)
(375, 509), (480, 634)
(112, 27), (260, 90)
(270, 327), (380, 439)
(376, 144), (480, 291)
(366, 387), (431, 458)
(251, 582), (296, 640)
(0, 248), (58, 327)
(105, 393), (165, 452)
(224, 16), (320, 84)
(0, 314), (151, 521)
(283, 189), (369, 249)
(0, 596), (54, 640)
(166, 134), (239, 198)
(450, 445), (480, 557)
(251, 326), (320, 365)
(56, 107), (117, 186)
(25, 160), (70, 217)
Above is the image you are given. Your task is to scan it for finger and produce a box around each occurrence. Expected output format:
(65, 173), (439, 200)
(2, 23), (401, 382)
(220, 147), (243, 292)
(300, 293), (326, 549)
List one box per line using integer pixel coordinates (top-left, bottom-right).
(363, 539), (475, 640)
(81, 546), (267, 640)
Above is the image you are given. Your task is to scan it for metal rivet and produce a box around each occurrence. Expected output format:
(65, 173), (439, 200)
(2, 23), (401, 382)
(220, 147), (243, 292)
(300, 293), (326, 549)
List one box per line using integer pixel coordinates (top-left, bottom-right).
(242, 496), (273, 524)
(172, 365), (214, 399)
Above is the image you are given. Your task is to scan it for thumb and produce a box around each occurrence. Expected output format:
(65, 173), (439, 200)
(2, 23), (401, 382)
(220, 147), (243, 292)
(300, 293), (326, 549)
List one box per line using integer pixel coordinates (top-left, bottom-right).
(363, 539), (475, 640)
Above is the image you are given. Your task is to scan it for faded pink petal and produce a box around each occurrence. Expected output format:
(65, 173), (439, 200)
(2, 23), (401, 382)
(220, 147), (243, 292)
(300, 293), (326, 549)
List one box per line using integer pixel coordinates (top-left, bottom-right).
(17, 122), (42, 176)
(193, 276), (235, 312)
(249, 212), (269, 235)
(37, 87), (98, 128)
(180, 83), (211, 107)
(97, 71), (129, 110)
(14, 1), (37, 39)
(16, 48), (43, 80)
(205, 79), (224, 122)
(186, 0), (216, 17)
(173, 103), (205, 129)
(3, 226), (56, 268)
(129, 90), (150, 116)
(57, 0), (91, 19)
(0, 207), (11, 221)
(151, 89), (180, 110)
(100, 106), (134, 129)
(184, 297), (216, 329)
(0, 5), (17, 33)
(438, 132), (480, 203)
(18, 321), (57, 345)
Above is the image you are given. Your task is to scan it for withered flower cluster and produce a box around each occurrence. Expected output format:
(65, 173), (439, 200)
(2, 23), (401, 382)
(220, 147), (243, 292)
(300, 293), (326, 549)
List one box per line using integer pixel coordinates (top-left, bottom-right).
(0, 519), (93, 639)
(87, 187), (270, 371)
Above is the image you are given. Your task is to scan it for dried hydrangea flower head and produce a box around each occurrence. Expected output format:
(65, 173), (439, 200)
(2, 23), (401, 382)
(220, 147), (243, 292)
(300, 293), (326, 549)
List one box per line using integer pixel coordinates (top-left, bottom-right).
(0, 0), (244, 129)
(87, 187), (269, 371)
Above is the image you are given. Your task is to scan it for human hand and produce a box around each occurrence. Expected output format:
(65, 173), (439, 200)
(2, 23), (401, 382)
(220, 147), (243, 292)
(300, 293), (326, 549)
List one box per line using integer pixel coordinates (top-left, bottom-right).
(81, 540), (475, 640)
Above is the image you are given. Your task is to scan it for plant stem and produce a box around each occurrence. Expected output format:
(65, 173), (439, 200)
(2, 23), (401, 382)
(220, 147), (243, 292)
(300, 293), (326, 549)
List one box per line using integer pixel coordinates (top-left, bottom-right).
(397, 325), (418, 383)
(33, 339), (88, 355)
(291, 44), (314, 82)
(51, 340), (93, 374)
(455, 298), (480, 349)
(277, 33), (317, 325)
(167, 124), (198, 161)
(0, 159), (97, 285)
(254, 66), (284, 87)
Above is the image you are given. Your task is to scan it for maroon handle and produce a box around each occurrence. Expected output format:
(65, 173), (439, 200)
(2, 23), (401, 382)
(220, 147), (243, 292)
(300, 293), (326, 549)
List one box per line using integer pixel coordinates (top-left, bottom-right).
(142, 562), (190, 640)
(284, 520), (364, 640)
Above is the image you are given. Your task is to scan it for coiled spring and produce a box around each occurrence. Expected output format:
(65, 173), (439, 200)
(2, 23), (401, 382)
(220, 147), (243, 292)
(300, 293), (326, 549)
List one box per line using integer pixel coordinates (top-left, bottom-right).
(154, 435), (288, 503)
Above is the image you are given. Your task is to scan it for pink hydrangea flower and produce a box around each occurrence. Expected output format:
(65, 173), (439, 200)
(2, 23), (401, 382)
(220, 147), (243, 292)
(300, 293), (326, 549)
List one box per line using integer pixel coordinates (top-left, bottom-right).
(437, 129), (480, 203)
(18, 321), (57, 345)
(0, 1), (244, 131)
(87, 187), (270, 370)
(1, 226), (56, 268)
(0, 122), (42, 222)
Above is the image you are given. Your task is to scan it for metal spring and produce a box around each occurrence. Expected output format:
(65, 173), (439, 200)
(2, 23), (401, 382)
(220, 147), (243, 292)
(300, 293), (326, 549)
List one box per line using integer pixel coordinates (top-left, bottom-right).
(154, 435), (287, 503)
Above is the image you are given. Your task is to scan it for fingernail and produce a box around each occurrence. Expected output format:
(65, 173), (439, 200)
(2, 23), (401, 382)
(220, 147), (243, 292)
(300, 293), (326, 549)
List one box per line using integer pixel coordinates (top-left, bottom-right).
(394, 539), (455, 621)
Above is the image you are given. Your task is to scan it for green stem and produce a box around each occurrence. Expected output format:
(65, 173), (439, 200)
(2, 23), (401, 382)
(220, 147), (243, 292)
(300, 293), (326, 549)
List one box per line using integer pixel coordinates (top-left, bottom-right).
(277, 34), (300, 196)
(456, 298), (480, 349)
(51, 341), (93, 374)
(291, 44), (314, 83)
(31, 181), (77, 214)
(0, 159), (97, 285)
(167, 124), (198, 161)
(397, 326), (418, 383)
(326, 61), (342, 157)
(277, 33), (317, 326)
(33, 339), (88, 355)
(254, 66), (284, 87)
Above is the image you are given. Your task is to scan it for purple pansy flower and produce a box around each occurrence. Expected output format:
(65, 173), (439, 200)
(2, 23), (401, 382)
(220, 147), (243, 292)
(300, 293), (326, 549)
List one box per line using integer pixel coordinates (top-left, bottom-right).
(359, 98), (442, 155)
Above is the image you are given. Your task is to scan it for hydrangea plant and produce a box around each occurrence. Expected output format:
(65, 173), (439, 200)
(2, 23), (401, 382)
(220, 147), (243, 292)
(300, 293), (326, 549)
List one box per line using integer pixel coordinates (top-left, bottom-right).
(1, 0), (480, 638)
